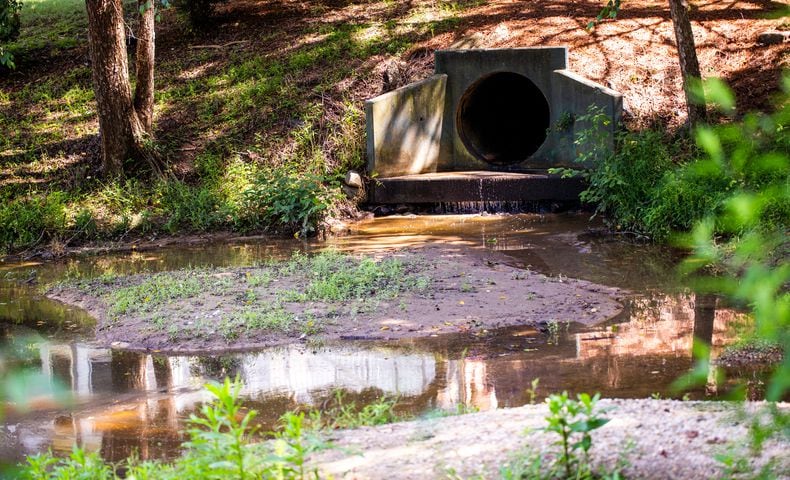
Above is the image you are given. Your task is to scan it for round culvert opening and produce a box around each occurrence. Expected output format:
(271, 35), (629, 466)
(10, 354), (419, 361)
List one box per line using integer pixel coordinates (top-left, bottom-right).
(456, 72), (550, 166)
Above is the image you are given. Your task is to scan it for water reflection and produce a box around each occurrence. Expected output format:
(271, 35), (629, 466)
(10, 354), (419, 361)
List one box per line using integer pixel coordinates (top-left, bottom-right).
(0, 214), (680, 291)
(0, 214), (758, 465)
(1, 292), (749, 463)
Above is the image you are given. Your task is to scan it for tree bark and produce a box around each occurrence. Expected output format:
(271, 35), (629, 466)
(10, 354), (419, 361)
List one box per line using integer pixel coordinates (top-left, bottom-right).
(85, 0), (162, 176)
(134, 0), (156, 131)
(668, 0), (707, 127)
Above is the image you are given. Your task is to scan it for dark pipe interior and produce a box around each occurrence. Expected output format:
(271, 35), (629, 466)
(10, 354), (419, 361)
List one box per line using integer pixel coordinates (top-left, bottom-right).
(456, 72), (550, 166)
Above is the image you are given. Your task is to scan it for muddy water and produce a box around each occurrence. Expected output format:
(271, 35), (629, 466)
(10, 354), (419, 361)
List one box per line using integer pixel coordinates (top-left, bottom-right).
(0, 214), (750, 464)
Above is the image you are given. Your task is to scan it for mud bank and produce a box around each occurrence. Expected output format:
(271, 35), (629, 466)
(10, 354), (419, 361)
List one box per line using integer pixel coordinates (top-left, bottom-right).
(46, 246), (624, 353)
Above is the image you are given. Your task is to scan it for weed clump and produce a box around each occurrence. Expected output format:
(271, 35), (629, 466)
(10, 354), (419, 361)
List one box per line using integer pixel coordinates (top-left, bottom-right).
(62, 250), (431, 345)
(241, 167), (338, 236)
(18, 378), (324, 479)
(554, 99), (789, 242)
(0, 192), (67, 253)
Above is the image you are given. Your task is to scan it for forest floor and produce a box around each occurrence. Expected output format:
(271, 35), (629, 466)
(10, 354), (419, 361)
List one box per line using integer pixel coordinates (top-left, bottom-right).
(45, 245), (624, 352)
(0, 0), (788, 256)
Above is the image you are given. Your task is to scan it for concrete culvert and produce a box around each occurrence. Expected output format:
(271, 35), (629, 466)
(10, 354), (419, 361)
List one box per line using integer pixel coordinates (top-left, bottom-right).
(456, 72), (550, 166)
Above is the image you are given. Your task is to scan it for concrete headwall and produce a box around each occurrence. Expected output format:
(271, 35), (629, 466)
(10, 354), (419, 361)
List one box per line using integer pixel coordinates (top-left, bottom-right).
(365, 48), (623, 178)
(435, 47), (568, 171)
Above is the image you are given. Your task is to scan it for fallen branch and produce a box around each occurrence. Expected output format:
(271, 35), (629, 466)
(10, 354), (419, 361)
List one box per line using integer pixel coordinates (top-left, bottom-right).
(188, 40), (249, 50)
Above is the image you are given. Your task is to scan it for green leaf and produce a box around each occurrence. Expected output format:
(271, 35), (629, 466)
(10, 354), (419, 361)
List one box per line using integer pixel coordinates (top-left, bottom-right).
(704, 78), (736, 115)
(695, 127), (723, 162)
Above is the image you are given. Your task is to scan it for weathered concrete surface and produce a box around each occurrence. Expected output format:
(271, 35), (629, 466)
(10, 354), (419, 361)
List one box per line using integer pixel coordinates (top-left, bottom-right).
(435, 47), (568, 171)
(367, 171), (585, 204)
(366, 74), (447, 177)
(311, 400), (790, 479)
(551, 69), (624, 168)
(364, 47), (623, 201)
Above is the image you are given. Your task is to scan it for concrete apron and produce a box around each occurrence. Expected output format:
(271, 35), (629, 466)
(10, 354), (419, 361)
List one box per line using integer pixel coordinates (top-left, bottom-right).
(368, 171), (585, 204)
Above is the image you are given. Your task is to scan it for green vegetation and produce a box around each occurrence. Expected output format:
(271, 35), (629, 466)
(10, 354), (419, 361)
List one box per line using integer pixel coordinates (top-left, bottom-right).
(499, 392), (623, 480)
(0, 0), (477, 255)
(218, 304), (296, 341)
(556, 81), (788, 243)
(672, 78), (788, 398)
(0, 0), (22, 67)
(543, 392), (610, 479)
(17, 378), (326, 479)
(306, 390), (401, 430)
(62, 250), (431, 343)
(297, 250), (420, 301)
(241, 167), (338, 235)
(108, 273), (202, 316)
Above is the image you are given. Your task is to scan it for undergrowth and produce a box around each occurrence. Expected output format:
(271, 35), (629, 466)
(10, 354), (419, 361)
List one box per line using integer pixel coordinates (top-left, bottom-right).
(0, 164), (340, 254)
(16, 378), (325, 479)
(554, 94), (788, 243)
(0, 0), (481, 255)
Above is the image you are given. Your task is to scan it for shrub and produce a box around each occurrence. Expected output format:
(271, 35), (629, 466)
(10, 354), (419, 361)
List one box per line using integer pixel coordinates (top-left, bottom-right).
(0, 0), (22, 68)
(240, 166), (337, 236)
(0, 192), (67, 253)
(560, 99), (788, 242)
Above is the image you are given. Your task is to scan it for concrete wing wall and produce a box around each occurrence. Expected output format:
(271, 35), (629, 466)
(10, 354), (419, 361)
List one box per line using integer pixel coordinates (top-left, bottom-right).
(366, 74), (447, 178)
(550, 70), (623, 169)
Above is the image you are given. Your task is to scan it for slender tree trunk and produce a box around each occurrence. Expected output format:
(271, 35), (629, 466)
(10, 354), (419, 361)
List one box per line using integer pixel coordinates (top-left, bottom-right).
(134, 0), (156, 131)
(85, 0), (162, 176)
(85, 0), (137, 175)
(668, 0), (707, 127)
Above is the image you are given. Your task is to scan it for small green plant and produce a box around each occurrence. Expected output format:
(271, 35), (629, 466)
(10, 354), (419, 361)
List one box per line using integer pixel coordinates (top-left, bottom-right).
(183, 378), (259, 478)
(246, 270), (272, 287)
(108, 273), (202, 316)
(546, 320), (560, 345)
(526, 378), (540, 404)
(544, 392), (610, 479)
(308, 390), (401, 430)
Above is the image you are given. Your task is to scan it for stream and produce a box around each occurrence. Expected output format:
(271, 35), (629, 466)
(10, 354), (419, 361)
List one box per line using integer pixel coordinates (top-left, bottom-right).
(0, 214), (755, 464)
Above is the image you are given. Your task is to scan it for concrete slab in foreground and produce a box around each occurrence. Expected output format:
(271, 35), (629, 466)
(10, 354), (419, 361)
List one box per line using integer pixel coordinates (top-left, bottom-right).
(311, 400), (789, 479)
(367, 170), (585, 204)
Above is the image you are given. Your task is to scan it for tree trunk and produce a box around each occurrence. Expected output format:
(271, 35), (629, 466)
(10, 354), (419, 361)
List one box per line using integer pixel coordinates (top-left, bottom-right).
(134, 0), (156, 131)
(85, 0), (162, 176)
(668, 0), (707, 127)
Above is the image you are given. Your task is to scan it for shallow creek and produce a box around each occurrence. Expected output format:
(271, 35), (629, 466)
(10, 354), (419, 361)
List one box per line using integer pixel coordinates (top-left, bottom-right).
(0, 214), (752, 463)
